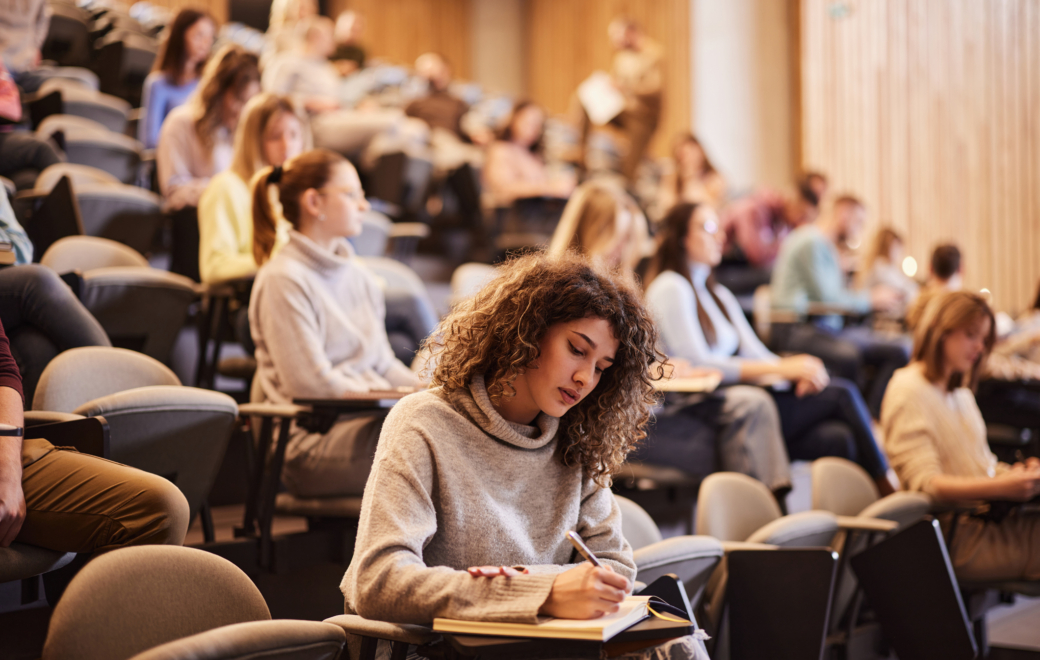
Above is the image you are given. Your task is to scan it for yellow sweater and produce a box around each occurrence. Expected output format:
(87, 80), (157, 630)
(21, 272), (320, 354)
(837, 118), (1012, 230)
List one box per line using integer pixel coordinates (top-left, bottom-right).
(198, 171), (290, 284)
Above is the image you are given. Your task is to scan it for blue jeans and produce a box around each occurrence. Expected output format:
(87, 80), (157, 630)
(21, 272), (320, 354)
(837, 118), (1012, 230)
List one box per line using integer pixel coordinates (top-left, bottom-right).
(771, 322), (910, 419)
(770, 377), (889, 478)
(0, 265), (111, 405)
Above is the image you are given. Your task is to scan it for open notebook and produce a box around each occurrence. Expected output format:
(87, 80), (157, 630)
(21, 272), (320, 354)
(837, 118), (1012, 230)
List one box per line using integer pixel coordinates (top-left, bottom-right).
(433, 596), (652, 641)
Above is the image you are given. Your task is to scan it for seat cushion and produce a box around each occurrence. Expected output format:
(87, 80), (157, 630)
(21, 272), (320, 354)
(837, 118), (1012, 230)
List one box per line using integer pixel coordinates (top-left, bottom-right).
(275, 493), (363, 518)
(0, 543), (76, 583)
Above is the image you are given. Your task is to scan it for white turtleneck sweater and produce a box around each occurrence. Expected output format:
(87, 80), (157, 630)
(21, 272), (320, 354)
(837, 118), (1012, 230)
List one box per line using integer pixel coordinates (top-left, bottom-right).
(249, 230), (418, 404)
(645, 263), (777, 384)
(341, 375), (636, 625)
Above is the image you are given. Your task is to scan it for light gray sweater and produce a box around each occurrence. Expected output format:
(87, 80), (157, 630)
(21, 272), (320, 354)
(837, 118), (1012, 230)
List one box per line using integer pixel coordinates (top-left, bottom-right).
(341, 376), (636, 625)
(249, 230), (416, 404)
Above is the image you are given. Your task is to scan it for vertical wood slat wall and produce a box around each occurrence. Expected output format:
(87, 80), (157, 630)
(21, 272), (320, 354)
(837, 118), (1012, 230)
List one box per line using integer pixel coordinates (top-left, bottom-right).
(331, 0), (472, 79)
(525, 0), (691, 157)
(801, 0), (1040, 313)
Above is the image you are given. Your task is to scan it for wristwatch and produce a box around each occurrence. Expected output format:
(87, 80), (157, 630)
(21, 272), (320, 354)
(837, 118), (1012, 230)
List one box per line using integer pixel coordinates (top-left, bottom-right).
(0, 423), (23, 437)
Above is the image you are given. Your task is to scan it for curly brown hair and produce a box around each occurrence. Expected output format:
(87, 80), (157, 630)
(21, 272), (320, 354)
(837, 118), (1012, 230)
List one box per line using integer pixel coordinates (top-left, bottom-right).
(423, 251), (666, 486)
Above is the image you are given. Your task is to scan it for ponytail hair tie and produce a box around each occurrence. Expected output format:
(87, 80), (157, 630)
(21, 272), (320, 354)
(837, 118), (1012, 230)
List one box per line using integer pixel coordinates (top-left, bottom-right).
(269, 165), (283, 184)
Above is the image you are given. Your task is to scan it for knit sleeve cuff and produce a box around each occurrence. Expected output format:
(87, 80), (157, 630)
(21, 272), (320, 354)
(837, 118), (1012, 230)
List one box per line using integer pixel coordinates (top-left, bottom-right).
(478, 572), (557, 624)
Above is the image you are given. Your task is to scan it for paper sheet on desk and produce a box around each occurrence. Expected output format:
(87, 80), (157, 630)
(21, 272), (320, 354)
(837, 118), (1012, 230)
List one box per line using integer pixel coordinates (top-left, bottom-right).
(578, 71), (625, 126)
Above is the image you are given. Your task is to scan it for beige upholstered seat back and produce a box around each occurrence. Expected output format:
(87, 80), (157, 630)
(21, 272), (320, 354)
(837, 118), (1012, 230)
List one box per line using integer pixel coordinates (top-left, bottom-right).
(33, 346), (180, 413)
(696, 472), (782, 542)
(43, 546), (271, 660)
(35, 163), (119, 194)
(41, 235), (149, 272)
(811, 457), (879, 516)
(615, 495), (663, 551)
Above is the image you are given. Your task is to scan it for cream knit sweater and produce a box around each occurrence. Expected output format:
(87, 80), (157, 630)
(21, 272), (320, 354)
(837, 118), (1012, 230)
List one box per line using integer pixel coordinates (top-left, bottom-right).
(341, 376), (636, 625)
(249, 230), (417, 403)
(880, 363), (1004, 497)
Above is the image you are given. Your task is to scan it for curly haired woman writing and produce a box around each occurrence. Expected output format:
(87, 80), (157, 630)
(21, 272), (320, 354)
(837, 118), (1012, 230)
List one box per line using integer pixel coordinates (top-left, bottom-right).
(341, 253), (698, 655)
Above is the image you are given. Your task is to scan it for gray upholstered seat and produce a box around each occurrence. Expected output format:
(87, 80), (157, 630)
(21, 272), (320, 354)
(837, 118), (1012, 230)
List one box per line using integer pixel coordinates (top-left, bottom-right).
(36, 115), (143, 184)
(33, 347), (237, 524)
(616, 495), (723, 608)
(41, 239), (196, 364)
(34, 163), (120, 194)
(43, 545), (345, 660)
(0, 543), (76, 584)
(42, 235), (149, 272)
(70, 184), (163, 253)
(36, 79), (131, 133)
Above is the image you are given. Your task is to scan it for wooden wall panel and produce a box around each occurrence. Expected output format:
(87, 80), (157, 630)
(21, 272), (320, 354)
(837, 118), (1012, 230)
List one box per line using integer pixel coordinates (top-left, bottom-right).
(147, 0), (228, 25)
(331, 0), (471, 79)
(802, 0), (1040, 313)
(525, 0), (691, 157)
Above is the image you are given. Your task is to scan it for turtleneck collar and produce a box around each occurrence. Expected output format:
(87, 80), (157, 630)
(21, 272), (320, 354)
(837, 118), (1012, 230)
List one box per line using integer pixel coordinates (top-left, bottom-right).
(689, 261), (712, 287)
(446, 375), (560, 451)
(285, 229), (357, 275)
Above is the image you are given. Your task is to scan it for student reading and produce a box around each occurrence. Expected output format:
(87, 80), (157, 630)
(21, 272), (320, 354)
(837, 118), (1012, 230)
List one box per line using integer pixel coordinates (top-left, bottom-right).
(341, 253), (700, 655)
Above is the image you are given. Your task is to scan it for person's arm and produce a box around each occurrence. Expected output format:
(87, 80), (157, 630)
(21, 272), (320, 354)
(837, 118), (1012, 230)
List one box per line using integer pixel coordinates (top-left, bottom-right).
(254, 274), (388, 397)
(345, 407), (559, 624)
(140, 75), (167, 151)
(646, 273), (748, 384)
(198, 177), (259, 284)
(803, 239), (871, 312)
(0, 319), (26, 547)
(483, 144), (555, 204)
(33, 0), (52, 52)
(157, 113), (213, 211)
(0, 189), (34, 264)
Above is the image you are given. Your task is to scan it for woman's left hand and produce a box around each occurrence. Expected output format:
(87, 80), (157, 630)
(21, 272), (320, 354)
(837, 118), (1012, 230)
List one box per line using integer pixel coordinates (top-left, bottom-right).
(467, 565), (530, 578)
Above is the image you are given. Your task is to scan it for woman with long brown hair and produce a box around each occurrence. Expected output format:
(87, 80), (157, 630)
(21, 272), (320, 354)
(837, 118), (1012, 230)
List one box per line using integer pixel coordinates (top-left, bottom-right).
(249, 148), (419, 498)
(139, 8), (215, 149)
(157, 44), (260, 211)
(550, 189), (793, 506)
(342, 252), (700, 658)
(645, 202), (893, 493)
(657, 134), (727, 213)
(882, 291), (1040, 580)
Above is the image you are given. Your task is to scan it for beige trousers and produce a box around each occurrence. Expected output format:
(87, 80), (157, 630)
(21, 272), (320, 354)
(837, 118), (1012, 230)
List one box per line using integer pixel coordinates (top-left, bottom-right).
(945, 512), (1040, 581)
(16, 438), (190, 553)
(281, 411), (388, 499)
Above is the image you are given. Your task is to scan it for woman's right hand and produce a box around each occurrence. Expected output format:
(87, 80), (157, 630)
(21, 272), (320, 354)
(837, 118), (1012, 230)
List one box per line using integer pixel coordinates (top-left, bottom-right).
(539, 562), (630, 619)
(995, 462), (1040, 501)
(778, 355), (829, 396)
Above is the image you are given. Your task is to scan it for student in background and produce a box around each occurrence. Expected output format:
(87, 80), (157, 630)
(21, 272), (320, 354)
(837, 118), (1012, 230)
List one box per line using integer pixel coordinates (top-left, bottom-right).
(157, 45), (260, 212)
(482, 101), (575, 207)
(330, 10), (366, 76)
(657, 134), (727, 211)
(646, 202), (893, 494)
(906, 244), (962, 330)
(139, 9), (216, 150)
(860, 226), (918, 318)
(882, 291), (1040, 581)
(549, 187), (794, 505)
(198, 93), (306, 284)
(342, 251), (700, 659)
(770, 194), (909, 418)
(249, 149), (419, 498)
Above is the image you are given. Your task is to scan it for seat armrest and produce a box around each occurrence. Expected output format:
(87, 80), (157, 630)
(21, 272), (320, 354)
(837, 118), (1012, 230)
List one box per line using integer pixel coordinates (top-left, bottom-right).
(745, 510), (839, 547)
(389, 222), (430, 240)
(238, 402), (307, 418)
(25, 415), (109, 457)
(323, 614), (438, 646)
(24, 411), (85, 426)
(721, 541), (778, 553)
(836, 515), (898, 533)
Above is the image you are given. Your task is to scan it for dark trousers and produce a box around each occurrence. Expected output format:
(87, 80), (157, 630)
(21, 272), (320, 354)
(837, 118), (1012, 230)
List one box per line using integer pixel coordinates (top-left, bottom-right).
(0, 130), (62, 190)
(0, 265), (111, 405)
(771, 378), (889, 478)
(772, 322), (910, 419)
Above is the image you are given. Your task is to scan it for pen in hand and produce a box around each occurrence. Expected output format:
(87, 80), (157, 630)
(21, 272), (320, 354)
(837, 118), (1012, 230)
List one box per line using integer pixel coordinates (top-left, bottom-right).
(566, 531), (602, 568)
